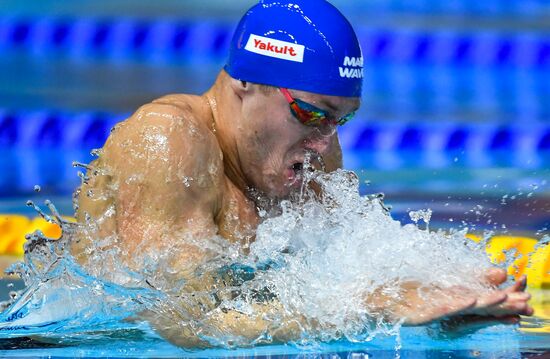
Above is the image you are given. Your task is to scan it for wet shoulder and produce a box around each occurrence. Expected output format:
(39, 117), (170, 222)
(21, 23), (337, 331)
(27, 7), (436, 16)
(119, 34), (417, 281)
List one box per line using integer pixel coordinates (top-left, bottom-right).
(103, 95), (224, 188)
(124, 94), (214, 145)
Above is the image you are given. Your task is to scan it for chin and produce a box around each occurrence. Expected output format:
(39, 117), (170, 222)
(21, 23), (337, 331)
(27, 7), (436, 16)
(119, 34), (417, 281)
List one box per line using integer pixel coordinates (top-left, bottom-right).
(254, 181), (293, 201)
(262, 185), (291, 200)
(250, 167), (302, 201)
(271, 179), (304, 199)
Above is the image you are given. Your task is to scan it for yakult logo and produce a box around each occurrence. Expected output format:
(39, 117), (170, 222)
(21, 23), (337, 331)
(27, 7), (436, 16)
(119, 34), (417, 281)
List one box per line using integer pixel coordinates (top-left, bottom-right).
(244, 34), (305, 63)
(339, 56), (363, 79)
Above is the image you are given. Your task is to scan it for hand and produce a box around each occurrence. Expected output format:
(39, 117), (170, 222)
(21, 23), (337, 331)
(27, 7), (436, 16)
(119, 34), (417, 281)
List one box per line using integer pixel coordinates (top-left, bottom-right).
(379, 268), (533, 326)
(437, 269), (533, 334)
(463, 268), (533, 318)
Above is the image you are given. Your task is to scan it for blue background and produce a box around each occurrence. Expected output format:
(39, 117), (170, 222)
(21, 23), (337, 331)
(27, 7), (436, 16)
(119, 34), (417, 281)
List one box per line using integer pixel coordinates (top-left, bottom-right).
(0, 0), (548, 232)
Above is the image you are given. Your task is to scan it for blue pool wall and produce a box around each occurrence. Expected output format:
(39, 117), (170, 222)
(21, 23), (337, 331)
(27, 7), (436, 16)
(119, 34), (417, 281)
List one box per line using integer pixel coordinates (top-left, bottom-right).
(0, 0), (548, 197)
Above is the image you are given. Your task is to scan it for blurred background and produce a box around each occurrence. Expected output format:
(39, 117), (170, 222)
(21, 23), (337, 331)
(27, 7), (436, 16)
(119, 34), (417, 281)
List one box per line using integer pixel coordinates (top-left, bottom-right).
(0, 0), (548, 234)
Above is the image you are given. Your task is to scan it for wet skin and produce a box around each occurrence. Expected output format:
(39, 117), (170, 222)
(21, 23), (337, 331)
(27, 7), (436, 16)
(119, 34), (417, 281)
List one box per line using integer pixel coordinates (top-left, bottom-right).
(74, 70), (533, 347)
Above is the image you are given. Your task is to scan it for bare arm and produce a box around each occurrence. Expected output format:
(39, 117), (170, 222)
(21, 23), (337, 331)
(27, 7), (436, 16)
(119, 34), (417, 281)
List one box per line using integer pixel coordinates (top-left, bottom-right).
(145, 300), (305, 348)
(74, 100), (224, 274)
(73, 101), (307, 346)
(366, 268), (533, 327)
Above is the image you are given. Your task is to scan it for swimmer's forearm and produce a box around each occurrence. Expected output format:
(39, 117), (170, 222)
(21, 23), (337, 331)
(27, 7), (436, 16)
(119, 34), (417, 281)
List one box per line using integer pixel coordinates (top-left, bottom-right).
(363, 274), (533, 326)
(206, 302), (304, 343)
(149, 302), (306, 348)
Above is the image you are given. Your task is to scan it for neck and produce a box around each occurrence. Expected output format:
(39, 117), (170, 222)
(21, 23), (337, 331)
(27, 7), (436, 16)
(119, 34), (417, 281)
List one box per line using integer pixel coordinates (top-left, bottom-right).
(202, 70), (249, 192)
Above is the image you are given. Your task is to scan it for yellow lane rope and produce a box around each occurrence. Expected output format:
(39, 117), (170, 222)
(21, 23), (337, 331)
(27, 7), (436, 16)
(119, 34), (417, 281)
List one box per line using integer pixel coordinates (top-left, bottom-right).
(0, 215), (66, 256)
(0, 215), (549, 287)
(466, 234), (550, 289)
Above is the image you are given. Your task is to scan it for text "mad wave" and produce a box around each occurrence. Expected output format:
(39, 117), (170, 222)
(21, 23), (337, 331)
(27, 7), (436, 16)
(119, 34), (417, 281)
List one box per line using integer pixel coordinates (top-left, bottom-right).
(339, 56), (363, 79)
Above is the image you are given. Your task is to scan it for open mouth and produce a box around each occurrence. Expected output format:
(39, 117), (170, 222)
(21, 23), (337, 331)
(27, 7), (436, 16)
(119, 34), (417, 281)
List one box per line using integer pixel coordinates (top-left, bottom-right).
(284, 162), (304, 187)
(286, 150), (325, 187)
(292, 162), (304, 173)
(287, 160), (315, 183)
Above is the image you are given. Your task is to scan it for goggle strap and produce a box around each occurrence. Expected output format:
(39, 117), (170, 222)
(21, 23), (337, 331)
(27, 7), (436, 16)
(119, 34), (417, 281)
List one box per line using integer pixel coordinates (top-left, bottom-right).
(279, 88), (295, 104)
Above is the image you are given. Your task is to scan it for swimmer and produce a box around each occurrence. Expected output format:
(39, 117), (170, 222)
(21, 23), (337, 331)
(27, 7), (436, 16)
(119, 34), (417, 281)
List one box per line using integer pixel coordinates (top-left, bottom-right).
(73, 0), (533, 347)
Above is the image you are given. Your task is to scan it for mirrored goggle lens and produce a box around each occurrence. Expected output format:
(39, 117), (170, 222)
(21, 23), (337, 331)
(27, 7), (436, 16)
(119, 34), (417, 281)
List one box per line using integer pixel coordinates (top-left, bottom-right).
(290, 98), (355, 127)
(290, 100), (328, 126)
(335, 111), (356, 126)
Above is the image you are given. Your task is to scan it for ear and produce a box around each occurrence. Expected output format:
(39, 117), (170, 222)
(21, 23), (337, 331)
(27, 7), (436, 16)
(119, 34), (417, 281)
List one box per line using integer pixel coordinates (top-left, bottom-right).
(229, 78), (252, 99)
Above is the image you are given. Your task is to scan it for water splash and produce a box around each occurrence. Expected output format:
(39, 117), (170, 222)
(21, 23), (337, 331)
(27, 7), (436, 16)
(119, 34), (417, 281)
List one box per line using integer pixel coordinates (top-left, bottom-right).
(0, 201), (161, 340)
(0, 167), (512, 348)
(245, 169), (494, 343)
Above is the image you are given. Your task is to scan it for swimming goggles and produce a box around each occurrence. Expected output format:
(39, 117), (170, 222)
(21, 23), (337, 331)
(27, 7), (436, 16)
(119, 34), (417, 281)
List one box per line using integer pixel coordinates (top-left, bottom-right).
(280, 88), (355, 127)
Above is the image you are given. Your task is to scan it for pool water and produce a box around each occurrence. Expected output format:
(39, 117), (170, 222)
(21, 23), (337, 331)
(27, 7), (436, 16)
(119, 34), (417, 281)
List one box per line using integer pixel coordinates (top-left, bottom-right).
(0, 191), (549, 358)
(0, 301), (549, 358)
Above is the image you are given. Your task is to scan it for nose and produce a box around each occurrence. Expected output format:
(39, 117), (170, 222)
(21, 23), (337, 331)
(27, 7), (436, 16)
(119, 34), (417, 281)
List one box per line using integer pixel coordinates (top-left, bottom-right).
(303, 130), (334, 155)
(315, 121), (337, 137)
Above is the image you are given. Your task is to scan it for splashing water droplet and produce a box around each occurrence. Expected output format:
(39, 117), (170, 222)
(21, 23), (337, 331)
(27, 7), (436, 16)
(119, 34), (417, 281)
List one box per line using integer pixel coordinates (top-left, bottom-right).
(90, 148), (102, 157)
(182, 177), (192, 188)
(409, 209), (432, 229)
(2, 167), (505, 346)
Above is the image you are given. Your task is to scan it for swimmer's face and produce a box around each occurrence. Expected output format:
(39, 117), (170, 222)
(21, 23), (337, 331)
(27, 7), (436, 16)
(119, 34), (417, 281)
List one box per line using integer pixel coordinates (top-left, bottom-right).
(235, 82), (360, 198)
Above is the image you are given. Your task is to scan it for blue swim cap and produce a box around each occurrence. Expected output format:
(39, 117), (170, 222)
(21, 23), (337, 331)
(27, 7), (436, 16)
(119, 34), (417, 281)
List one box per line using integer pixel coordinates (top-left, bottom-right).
(225, 0), (363, 98)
